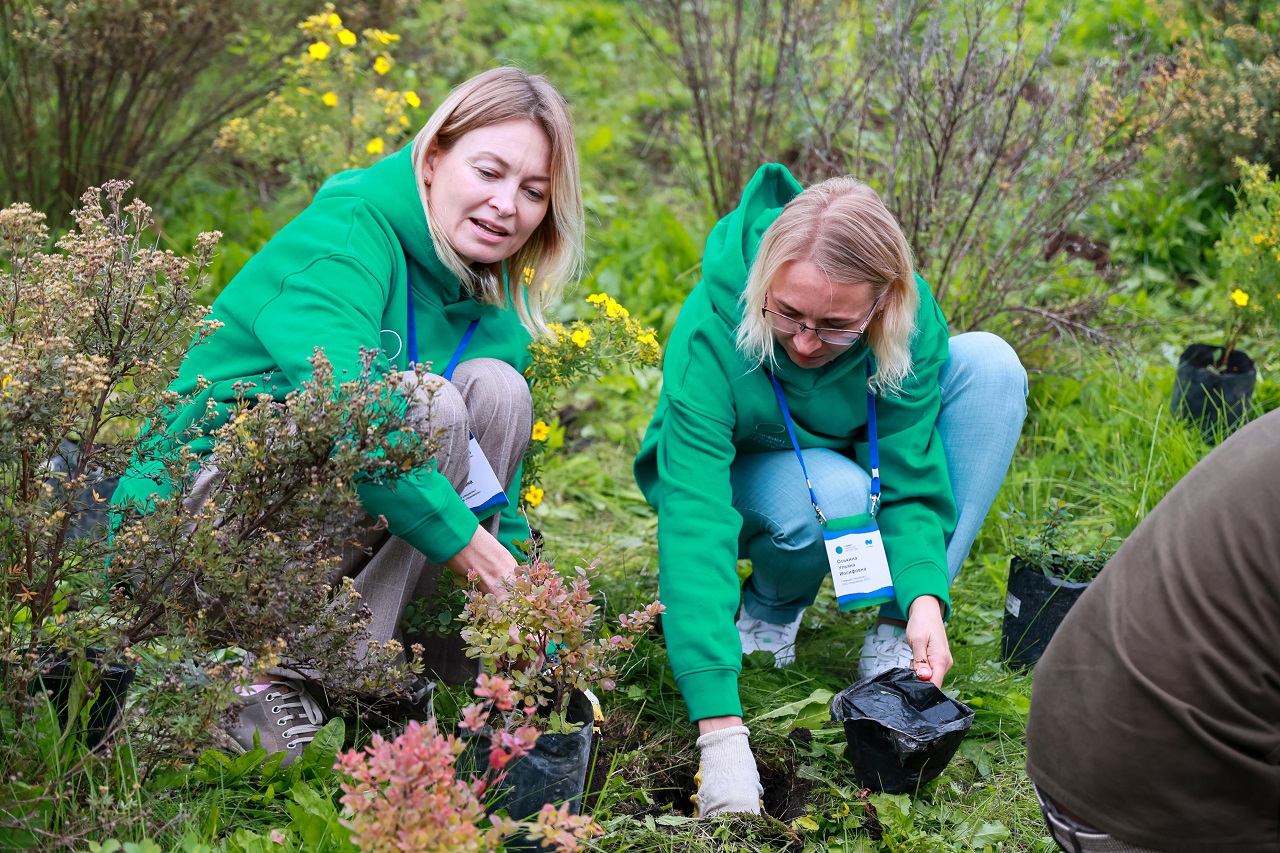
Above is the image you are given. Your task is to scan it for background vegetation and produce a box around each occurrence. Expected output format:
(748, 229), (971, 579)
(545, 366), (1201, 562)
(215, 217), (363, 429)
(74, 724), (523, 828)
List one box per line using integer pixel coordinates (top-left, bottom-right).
(3, 0), (1279, 850)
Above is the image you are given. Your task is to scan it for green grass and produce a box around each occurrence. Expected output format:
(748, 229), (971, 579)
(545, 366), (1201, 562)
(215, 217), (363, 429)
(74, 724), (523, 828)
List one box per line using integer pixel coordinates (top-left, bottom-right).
(60, 347), (1270, 853)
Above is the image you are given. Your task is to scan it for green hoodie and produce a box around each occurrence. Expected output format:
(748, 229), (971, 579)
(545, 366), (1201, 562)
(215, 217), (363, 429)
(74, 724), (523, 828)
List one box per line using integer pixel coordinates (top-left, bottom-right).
(113, 145), (532, 562)
(634, 164), (956, 722)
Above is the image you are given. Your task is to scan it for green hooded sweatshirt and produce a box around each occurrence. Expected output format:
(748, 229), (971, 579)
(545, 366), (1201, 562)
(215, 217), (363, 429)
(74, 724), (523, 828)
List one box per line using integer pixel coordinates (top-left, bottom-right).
(634, 164), (957, 722)
(113, 145), (532, 562)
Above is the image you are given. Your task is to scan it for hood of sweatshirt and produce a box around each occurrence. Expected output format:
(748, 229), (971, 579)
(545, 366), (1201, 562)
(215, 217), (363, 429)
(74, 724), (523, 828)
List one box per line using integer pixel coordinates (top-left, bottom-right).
(312, 145), (464, 301)
(700, 163), (873, 394)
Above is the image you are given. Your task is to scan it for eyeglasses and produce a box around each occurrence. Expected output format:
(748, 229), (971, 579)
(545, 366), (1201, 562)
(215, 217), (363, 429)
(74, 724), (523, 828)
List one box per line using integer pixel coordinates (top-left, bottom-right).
(762, 292), (883, 346)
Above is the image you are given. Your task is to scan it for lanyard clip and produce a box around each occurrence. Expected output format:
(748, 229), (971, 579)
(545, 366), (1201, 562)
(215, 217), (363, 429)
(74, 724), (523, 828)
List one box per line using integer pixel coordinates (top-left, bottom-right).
(813, 503), (828, 525)
(869, 492), (881, 518)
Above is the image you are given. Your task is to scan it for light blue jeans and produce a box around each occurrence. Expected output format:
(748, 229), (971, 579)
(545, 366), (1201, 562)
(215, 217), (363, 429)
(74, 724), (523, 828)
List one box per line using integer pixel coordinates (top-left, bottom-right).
(732, 332), (1028, 624)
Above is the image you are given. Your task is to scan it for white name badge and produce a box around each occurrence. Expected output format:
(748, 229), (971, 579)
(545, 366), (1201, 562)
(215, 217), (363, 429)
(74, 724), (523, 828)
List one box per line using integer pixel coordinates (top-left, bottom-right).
(459, 433), (508, 514)
(822, 513), (895, 612)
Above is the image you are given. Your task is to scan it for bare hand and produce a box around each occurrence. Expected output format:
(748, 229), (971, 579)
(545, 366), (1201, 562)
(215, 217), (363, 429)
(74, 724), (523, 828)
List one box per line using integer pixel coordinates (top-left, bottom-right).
(443, 524), (518, 597)
(905, 595), (953, 687)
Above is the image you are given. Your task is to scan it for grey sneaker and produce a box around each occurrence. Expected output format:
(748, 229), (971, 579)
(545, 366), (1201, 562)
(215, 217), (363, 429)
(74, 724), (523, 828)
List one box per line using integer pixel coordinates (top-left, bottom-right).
(227, 680), (326, 766)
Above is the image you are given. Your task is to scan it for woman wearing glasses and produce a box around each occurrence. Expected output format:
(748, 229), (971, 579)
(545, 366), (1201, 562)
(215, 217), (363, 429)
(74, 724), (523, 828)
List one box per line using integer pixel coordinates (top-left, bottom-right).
(634, 165), (1026, 816)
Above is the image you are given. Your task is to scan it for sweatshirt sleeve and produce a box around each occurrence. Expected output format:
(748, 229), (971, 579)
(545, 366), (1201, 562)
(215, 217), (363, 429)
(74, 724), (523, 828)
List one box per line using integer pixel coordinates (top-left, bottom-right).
(854, 299), (956, 619)
(655, 333), (747, 721)
(249, 200), (478, 564)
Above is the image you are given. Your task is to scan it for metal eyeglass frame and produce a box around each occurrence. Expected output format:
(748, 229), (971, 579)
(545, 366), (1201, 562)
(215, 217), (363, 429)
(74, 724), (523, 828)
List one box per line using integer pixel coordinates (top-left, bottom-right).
(762, 291), (884, 345)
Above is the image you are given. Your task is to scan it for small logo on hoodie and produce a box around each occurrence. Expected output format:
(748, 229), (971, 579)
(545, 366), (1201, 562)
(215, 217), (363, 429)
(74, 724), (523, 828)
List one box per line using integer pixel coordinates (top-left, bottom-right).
(748, 422), (788, 449)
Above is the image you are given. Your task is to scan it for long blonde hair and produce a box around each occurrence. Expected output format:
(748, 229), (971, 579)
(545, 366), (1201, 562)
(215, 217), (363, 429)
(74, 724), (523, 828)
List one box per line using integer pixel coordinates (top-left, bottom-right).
(410, 67), (584, 336)
(736, 176), (918, 394)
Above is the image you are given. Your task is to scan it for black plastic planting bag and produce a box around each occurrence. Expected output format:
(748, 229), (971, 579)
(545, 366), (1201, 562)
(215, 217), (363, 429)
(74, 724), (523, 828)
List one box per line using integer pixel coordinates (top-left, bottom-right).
(32, 651), (136, 750)
(830, 668), (974, 794)
(462, 689), (595, 824)
(1001, 558), (1091, 669)
(1172, 343), (1256, 444)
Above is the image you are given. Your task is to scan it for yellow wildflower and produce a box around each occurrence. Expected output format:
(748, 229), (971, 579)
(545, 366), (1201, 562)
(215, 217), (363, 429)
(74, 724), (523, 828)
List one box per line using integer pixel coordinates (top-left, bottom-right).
(637, 332), (658, 349)
(547, 322), (566, 343)
(328, 12), (342, 27)
(605, 297), (629, 319)
(522, 266), (536, 284)
(1254, 234), (1266, 244)
(571, 328), (592, 348)
(1, 374), (11, 396)
(586, 292), (608, 304)
(366, 137), (385, 154)
(399, 115), (410, 126)
(373, 56), (392, 75)
(532, 420), (551, 441)
(404, 91), (421, 108)
(308, 42), (331, 60)
(524, 485), (545, 507)
(369, 29), (400, 45)
(337, 28), (357, 46)
(321, 91), (338, 107)
(1231, 288), (1250, 307)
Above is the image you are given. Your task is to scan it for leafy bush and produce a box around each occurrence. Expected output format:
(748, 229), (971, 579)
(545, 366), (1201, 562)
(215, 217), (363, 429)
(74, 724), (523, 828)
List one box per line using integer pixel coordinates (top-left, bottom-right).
(0, 0), (311, 226)
(1002, 502), (1117, 584)
(461, 560), (662, 728)
(1162, 0), (1280, 184)
(1216, 158), (1280, 361)
(0, 184), (436, 847)
(337, 675), (600, 853)
(521, 292), (661, 511)
(215, 5), (423, 195)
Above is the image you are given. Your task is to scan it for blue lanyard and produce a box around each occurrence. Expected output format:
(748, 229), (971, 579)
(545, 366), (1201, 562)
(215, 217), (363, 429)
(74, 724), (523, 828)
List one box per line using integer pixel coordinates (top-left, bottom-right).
(406, 285), (479, 381)
(766, 359), (881, 523)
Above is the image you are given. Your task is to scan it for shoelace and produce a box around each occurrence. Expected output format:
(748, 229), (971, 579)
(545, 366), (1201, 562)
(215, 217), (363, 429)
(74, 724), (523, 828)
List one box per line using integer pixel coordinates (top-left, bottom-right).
(265, 681), (325, 750)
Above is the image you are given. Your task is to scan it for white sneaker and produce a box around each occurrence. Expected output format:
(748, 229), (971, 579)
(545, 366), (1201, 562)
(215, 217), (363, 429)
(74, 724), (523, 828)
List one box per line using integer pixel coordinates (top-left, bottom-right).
(858, 623), (913, 680)
(737, 608), (805, 668)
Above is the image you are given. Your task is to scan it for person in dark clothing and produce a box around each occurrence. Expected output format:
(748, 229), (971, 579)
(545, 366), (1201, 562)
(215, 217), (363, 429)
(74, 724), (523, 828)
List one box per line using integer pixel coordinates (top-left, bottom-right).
(1026, 408), (1280, 853)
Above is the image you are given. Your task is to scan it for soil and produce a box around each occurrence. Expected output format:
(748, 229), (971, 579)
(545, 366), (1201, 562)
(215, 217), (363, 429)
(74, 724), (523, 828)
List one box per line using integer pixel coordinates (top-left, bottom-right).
(584, 711), (814, 822)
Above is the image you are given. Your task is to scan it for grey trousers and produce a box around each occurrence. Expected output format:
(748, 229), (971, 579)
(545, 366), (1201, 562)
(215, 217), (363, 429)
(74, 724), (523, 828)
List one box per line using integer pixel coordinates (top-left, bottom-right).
(186, 358), (533, 686)
(340, 358), (533, 684)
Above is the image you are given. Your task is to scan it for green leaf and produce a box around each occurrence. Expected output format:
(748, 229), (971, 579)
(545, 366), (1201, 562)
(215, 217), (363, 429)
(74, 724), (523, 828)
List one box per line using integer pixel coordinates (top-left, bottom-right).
(296, 718), (344, 778)
(793, 815), (820, 831)
(655, 815), (695, 826)
(958, 819), (1010, 847)
(752, 688), (834, 730)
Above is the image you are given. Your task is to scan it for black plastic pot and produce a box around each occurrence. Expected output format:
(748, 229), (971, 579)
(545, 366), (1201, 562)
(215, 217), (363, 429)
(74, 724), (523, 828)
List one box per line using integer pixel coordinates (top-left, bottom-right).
(1001, 557), (1091, 669)
(1172, 343), (1256, 444)
(30, 651), (135, 750)
(463, 689), (595, 823)
(830, 668), (974, 794)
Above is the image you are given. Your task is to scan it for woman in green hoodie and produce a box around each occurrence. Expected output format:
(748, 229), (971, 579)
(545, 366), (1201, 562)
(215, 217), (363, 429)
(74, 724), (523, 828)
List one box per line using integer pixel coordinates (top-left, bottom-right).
(113, 67), (585, 764)
(635, 165), (1026, 815)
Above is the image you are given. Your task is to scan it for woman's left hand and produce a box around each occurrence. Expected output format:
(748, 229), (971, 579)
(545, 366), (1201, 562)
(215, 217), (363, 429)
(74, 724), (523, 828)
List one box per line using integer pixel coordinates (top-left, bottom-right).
(905, 595), (953, 687)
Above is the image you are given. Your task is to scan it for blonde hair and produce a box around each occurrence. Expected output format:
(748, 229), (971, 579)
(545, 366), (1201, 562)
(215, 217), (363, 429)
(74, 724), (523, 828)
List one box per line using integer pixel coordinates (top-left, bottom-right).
(410, 67), (584, 336)
(736, 176), (919, 394)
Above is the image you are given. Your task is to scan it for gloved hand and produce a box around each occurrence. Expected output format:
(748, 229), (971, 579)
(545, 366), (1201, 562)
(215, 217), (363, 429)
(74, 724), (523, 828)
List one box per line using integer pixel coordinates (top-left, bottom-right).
(693, 725), (763, 817)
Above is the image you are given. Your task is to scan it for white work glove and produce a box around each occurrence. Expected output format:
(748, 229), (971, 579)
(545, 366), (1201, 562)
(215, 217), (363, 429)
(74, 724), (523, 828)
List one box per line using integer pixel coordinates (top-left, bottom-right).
(693, 725), (763, 817)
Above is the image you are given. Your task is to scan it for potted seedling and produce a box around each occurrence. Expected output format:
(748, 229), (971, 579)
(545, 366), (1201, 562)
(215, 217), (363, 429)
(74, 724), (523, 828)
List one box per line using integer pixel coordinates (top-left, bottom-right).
(1172, 159), (1280, 444)
(459, 556), (662, 822)
(1000, 502), (1116, 669)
